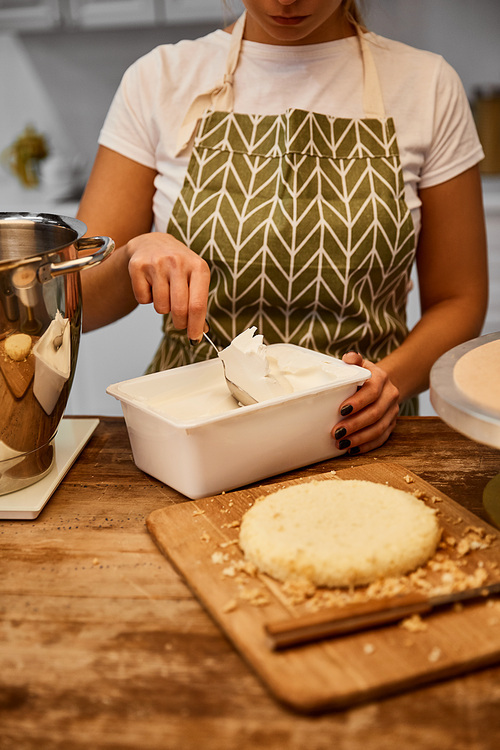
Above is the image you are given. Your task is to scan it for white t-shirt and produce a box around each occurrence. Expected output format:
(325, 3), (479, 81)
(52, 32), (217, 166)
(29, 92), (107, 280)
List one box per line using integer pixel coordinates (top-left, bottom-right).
(99, 29), (483, 239)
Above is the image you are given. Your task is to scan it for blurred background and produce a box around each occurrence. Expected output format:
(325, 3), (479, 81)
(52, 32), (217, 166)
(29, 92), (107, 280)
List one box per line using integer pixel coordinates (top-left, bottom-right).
(0, 0), (499, 416)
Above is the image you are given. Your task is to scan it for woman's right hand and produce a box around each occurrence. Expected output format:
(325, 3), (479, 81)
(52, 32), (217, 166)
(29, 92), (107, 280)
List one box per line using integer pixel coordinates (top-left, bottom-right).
(77, 146), (211, 335)
(126, 232), (211, 342)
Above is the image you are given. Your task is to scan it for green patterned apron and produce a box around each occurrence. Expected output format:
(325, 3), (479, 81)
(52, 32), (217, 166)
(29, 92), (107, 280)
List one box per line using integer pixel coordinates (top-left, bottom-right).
(149, 14), (417, 410)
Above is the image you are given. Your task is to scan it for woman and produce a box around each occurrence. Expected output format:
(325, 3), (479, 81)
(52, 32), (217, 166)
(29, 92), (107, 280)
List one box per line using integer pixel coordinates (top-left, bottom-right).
(78, 0), (488, 455)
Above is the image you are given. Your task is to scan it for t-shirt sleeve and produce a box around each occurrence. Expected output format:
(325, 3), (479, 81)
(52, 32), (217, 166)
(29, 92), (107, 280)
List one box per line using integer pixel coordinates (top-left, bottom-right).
(419, 57), (484, 188)
(98, 54), (159, 170)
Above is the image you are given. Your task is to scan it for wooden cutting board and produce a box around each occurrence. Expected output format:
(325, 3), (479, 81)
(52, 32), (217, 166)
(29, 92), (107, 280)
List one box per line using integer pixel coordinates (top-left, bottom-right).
(147, 462), (500, 714)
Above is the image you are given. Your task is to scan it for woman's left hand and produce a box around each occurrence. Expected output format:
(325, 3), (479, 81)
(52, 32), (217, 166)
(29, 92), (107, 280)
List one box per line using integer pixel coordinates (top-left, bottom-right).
(332, 352), (400, 455)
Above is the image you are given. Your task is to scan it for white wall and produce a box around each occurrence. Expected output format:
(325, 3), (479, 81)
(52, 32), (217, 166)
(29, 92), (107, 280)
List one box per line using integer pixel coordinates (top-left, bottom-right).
(11, 21), (220, 182)
(366, 0), (500, 95)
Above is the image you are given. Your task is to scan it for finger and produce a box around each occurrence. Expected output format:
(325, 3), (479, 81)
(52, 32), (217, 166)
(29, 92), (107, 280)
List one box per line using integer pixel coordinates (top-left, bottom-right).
(336, 407), (398, 454)
(338, 353), (372, 415)
(128, 248), (168, 309)
(339, 361), (395, 416)
(348, 411), (398, 454)
(166, 266), (189, 329)
(342, 351), (363, 366)
(186, 264), (211, 341)
(130, 271), (155, 306)
(334, 380), (399, 439)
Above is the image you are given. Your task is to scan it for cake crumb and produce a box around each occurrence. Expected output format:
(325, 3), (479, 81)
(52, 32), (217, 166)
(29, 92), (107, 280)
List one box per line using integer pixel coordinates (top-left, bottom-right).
(400, 614), (428, 632)
(239, 587), (270, 607)
(412, 489), (426, 500)
(192, 509), (205, 516)
(282, 577), (316, 605)
(222, 599), (238, 613)
(219, 539), (239, 548)
(428, 646), (442, 662)
(233, 559), (258, 577)
(403, 475), (414, 484)
(221, 520), (240, 529)
(363, 642), (375, 655)
(211, 551), (227, 564)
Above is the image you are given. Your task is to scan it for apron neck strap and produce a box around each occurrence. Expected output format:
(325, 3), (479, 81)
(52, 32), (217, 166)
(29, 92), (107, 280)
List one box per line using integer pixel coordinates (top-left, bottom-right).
(175, 11), (386, 155)
(175, 12), (245, 155)
(357, 31), (386, 118)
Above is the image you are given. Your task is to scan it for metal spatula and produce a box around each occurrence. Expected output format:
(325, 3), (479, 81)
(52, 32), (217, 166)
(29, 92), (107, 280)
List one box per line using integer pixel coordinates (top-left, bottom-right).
(202, 332), (257, 406)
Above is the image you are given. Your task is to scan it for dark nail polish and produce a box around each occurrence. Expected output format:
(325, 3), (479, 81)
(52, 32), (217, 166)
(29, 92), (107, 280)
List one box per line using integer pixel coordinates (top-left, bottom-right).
(339, 439), (351, 450)
(189, 337), (201, 346)
(334, 427), (347, 440)
(349, 446), (361, 455)
(340, 404), (353, 417)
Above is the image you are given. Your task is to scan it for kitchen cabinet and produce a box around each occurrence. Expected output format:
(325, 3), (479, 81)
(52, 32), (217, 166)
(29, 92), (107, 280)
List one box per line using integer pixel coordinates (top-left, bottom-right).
(164, 0), (244, 24)
(0, 0), (242, 31)
(0, 0), (60, 30)
(65, 0), (156, 28)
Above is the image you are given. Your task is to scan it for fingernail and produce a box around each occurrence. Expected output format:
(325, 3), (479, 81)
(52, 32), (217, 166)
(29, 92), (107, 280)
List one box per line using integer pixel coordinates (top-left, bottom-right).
(339, 439), (351, 450)
(334, 427), (347, 440)
(349, 446), (360, 455)
(189, 337), (201, 346)
(340, 404), (353, 416)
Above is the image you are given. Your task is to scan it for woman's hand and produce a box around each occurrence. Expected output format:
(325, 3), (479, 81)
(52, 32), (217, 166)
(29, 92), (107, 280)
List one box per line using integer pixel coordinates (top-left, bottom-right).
(126, 232), (211, 341)
(77, 146), (212, 336)
(332, 352), (400, 454)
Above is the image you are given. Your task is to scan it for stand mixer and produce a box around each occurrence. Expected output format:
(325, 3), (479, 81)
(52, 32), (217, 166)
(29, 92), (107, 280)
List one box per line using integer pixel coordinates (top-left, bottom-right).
(0, 212), (114, 504)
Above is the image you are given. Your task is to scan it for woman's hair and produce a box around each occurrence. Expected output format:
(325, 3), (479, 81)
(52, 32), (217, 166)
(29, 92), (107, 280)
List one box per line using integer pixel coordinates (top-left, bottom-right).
(342, 1), (366, 29)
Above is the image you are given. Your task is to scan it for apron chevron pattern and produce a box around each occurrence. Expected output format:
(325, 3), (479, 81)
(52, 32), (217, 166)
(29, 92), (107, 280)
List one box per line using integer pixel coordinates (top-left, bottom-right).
(147, 15), (417, 412)
(151, 108), (415, 367)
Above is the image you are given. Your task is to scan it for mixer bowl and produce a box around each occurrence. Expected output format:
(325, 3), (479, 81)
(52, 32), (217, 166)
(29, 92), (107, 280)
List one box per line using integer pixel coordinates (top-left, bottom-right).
(0, 212), (114, 495)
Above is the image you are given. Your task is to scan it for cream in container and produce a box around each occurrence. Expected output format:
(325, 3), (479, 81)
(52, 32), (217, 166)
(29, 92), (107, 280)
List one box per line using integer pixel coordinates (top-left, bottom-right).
(107, 340), (371, 499)
(149, 328), (356, 421)
(219, 327), (347, 405)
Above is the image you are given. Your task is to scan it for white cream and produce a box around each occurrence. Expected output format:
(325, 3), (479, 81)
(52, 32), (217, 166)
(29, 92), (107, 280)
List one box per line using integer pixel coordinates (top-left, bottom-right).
(145, 328), (352, 423)
(219, 327), (294, 403)
(219, 327), (344, 403)
(148, 375), (239, 421)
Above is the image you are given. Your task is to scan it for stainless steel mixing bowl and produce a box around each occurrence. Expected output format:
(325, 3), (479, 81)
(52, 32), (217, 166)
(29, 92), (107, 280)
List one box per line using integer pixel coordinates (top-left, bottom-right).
(0, 212), (115, 495)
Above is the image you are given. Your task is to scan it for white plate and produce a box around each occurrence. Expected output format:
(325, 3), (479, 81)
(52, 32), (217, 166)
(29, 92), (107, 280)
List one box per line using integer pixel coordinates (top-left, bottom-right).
(0, 418), (99, 520)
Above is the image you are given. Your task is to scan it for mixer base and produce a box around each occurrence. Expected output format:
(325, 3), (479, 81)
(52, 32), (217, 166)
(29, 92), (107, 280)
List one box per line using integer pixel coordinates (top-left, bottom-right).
(0, 418), (99, 519)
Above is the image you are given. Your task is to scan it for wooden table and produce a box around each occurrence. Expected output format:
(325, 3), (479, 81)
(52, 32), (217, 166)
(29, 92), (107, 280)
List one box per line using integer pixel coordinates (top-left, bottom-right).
(1, 416), (499, 750)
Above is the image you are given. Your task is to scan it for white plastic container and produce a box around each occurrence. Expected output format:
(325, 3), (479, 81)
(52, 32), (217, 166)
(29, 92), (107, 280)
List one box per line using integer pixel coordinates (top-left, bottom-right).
(107, 346), (370, 500)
